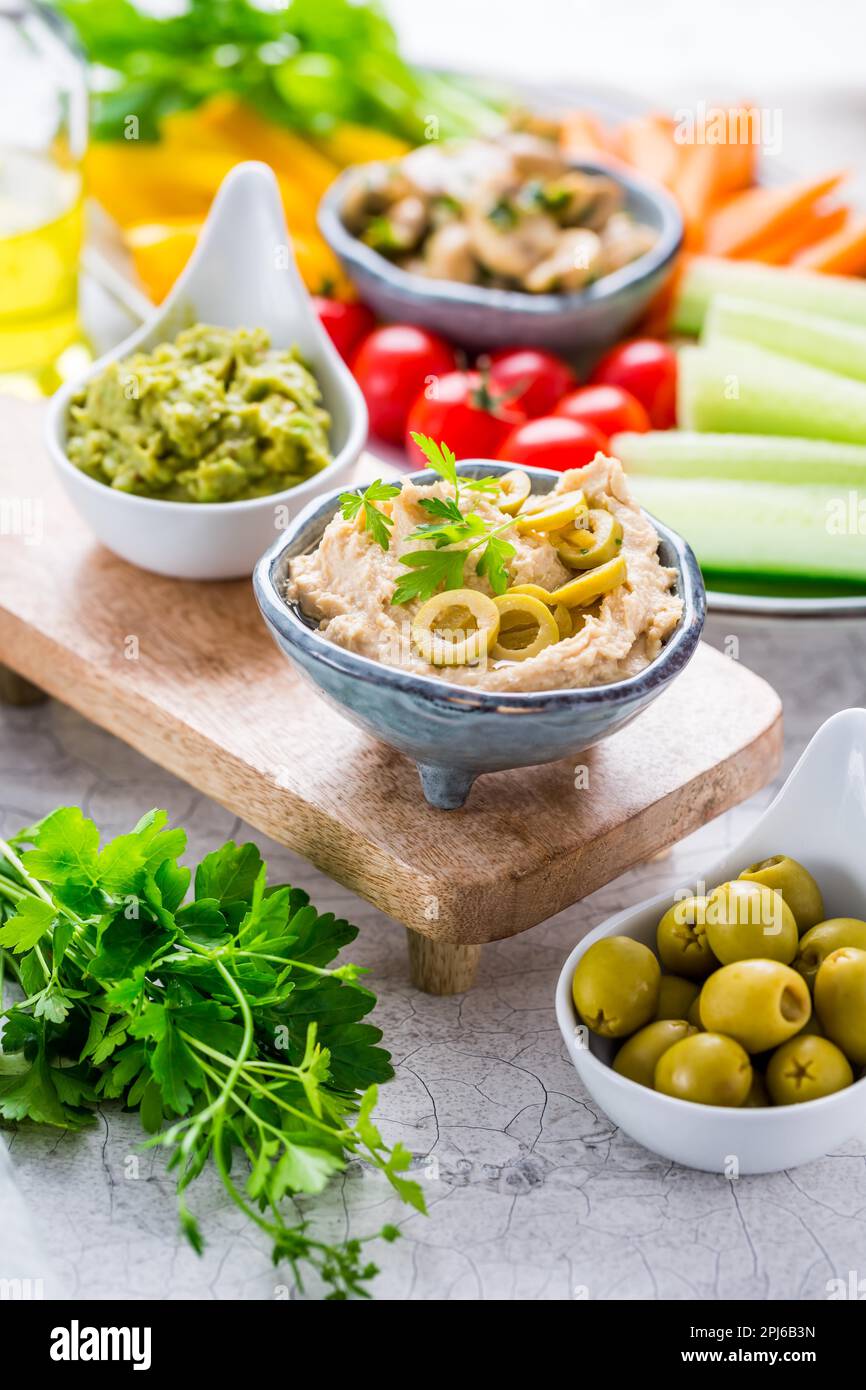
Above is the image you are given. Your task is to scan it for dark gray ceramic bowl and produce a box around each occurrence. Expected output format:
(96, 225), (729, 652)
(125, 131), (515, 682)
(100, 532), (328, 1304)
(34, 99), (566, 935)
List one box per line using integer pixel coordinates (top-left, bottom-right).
(253, 461), (705, 810)
(318, 160), (683, 352)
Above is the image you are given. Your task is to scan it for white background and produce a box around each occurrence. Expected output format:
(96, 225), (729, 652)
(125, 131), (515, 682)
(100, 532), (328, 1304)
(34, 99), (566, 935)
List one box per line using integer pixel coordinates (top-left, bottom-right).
(385, 0), (866, 192)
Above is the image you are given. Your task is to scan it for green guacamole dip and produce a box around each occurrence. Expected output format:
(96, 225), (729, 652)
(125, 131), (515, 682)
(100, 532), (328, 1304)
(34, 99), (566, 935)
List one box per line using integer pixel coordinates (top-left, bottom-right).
(67, 324), (333, 503)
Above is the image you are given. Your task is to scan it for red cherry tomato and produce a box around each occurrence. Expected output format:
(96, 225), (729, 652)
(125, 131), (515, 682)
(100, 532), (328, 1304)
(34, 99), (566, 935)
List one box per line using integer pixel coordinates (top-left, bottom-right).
(487, 347), (578, 418)
(589, 339), (678, 429)
(352, 325), (458, 443)
(313, 296), (376, 362)
(497, 415), (609, 472)
(554, 384), (650, 438)
(405, 371), (526, 465)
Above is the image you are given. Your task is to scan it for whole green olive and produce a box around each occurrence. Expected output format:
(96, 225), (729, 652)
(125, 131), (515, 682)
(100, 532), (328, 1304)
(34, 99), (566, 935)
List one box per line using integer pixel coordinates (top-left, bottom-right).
(654, 1032), (752, 1107)
(744, 1071), (770, 1107)
(572, 936), (660, 1038)
(766, 1035), (853, 1105)
(704, 880), (798, 965)
(655, 974), (700, 1021)
(739, 856), (824, 934)
(656, 895), (717, 979)
(614, 1019), (697, 1088)
(814, 946), (866, 1065)
(699, 959), (811, 1052)
(795, 918), (866, 990)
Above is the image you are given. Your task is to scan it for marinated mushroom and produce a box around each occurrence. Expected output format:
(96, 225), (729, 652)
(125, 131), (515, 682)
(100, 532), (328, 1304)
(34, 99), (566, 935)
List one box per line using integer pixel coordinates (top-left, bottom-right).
(412, 222), (478, 283)
(524, 228), (603, 293)
(342, 128), (657, 295)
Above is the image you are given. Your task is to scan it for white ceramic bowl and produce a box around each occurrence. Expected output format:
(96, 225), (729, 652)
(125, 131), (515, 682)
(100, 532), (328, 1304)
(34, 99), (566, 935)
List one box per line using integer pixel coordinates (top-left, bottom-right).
(555, 707), (866, 1174)
(46, 162), (368, 580)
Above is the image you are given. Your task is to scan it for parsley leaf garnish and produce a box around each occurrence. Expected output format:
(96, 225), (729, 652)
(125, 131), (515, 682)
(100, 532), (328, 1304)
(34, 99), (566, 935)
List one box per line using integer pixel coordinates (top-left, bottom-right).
(391, 548), (468, 605)
(460, 475), (501, 494)
(409, 433), (459, 490)
(388, 434), (520, 605)
(338, 435), (519, 607)
(476, 534), (517, 596)
(339, 478), (400, 551)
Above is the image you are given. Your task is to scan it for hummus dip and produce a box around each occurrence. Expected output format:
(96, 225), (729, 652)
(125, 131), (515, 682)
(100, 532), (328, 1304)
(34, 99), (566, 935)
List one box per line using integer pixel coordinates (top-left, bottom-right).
(286, 455), (682, 693)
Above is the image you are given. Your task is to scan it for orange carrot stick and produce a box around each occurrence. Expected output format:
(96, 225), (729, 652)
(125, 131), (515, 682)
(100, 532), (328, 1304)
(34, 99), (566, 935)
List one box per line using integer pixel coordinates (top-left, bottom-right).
(792, 214), (866, 274)
(618, 114), (680, 188)
(703, 172), (846, 257)
(673, 109), (758, 226)
(745, 205), (848, 264)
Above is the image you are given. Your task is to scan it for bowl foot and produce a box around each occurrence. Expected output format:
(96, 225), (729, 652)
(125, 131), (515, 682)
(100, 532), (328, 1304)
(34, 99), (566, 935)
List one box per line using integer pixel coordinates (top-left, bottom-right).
(416, 762), (477, 810)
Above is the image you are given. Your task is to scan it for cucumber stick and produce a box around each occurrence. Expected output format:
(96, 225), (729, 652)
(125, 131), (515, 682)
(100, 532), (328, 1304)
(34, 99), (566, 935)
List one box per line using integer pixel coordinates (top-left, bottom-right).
(704, 295), (866, 383)
(678, 341), (866, 443)
(674, 256), (866, 336)
(612, 431), (866, 486)
(631, 476), (866, 582)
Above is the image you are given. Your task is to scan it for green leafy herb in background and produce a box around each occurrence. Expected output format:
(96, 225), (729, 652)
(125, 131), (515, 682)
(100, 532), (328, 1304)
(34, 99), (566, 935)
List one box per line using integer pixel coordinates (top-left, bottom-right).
(0, 807), (424, 1298)
(51, 0), (505, 143)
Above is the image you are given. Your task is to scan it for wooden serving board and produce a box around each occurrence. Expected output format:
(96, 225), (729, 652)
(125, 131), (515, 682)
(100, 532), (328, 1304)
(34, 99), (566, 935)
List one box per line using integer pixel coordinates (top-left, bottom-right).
(0, 401), (783, 992)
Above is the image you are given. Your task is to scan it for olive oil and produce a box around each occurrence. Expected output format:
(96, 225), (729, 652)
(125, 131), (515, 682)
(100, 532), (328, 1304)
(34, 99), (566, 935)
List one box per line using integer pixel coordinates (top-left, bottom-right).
(0, 149), (86, 395)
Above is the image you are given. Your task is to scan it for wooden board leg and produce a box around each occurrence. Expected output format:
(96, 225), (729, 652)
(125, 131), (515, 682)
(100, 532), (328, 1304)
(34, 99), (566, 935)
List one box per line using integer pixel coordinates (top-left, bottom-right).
(0, 664), (46, 707)
(406, 930), (481, 995)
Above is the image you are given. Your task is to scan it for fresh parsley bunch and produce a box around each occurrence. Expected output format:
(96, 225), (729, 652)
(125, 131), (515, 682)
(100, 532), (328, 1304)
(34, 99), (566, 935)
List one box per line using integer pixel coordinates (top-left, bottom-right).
(0, 807), (424, 1298)
(340, 434), (516, 607)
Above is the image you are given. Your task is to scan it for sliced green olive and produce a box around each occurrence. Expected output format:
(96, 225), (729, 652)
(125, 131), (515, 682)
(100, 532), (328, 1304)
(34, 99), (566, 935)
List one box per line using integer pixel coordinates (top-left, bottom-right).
(506, 582), (554, 603)
(555, 509), (623, 570)
(514, 491), (587, 533)
(411, 588), (500, 667)
(496, 469), (532, 515)
(490, 593), (559, 662)
(553, 603), (572, 639)
(549, 554), (627, 607)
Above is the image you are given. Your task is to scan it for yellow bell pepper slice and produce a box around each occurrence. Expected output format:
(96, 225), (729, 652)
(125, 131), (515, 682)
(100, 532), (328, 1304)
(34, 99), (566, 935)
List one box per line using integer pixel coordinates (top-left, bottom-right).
(514, 491), (587, 532)
(490, 594), (560, 662)
(412, 589), (500, 667)
(315, 122), (410, 167)
(549, 555), (627, 607)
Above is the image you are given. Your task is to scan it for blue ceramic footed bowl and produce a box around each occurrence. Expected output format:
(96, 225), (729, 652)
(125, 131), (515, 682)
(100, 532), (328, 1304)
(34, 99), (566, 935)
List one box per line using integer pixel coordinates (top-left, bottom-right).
(253, 461), (705, 809)
(318, 159), (683, 352)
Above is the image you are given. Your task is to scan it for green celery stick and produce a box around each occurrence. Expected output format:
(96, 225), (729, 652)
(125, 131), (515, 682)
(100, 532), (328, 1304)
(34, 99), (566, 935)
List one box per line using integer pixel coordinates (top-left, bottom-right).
(678, 341), (866, 443)
(611, 430), (866, 487)
(704, 295), (866, 382)
(674, 256), (866, 336)
(632, 475), (866, 582)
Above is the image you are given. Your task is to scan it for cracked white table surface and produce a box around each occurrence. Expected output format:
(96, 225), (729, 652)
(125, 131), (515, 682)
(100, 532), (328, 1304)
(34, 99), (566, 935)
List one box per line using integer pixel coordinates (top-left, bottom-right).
(2, 614), (865, 1301)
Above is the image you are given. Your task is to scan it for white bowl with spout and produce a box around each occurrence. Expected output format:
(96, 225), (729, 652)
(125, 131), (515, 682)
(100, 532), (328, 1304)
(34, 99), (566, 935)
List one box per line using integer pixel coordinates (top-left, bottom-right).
(46, 162), (368, 580)
(555, 708), (866, 1174)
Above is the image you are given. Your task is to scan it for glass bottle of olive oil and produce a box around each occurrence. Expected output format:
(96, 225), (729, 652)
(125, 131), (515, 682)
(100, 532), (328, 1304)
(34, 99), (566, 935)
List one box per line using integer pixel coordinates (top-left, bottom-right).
(0, 0), (88, 397)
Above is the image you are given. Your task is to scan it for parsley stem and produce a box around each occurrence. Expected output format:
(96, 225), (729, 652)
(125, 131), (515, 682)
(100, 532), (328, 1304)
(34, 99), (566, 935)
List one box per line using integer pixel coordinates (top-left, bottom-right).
(180, 1031), (352, 1142)
(232, 949), (344, 978)
(178, 958), (254, 1141)
(0, 837), (55, 907)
